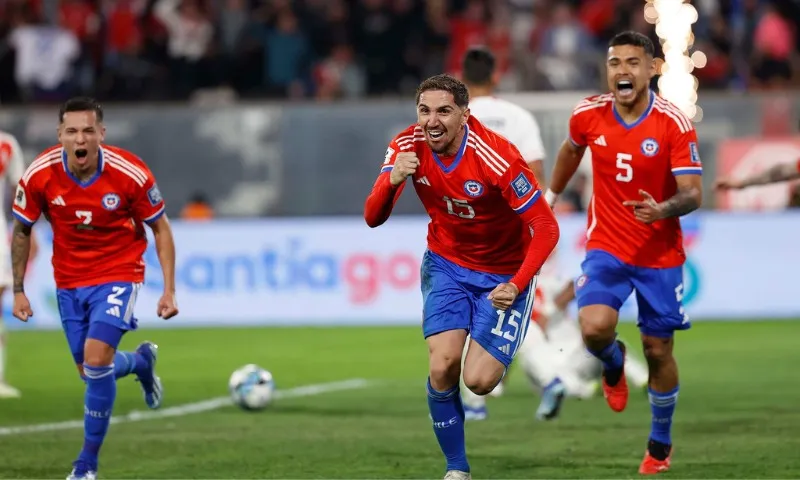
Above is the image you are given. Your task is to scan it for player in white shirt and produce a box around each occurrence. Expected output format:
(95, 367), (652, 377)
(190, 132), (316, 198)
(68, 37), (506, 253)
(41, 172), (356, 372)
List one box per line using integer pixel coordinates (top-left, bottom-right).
(0, 131), (29, 398)
(516, 254), (650, 420)
(458, 46), (547, 419)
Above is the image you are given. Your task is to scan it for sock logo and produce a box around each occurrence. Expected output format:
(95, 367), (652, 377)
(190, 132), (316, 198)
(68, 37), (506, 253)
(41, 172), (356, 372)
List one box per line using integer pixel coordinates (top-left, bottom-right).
(84, 406), (112, 419)
(432, 416), (459, 429)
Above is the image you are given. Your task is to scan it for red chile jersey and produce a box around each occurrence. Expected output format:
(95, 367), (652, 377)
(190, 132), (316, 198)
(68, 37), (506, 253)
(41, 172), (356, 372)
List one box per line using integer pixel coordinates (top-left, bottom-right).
(12, 145), (166, 289)
(569, 91), (702, 268)
(371, 116), (548, 278)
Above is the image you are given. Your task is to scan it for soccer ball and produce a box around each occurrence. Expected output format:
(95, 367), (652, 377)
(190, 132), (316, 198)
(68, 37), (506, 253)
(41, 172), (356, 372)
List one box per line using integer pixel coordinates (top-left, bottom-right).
(228, 364), (276, 411)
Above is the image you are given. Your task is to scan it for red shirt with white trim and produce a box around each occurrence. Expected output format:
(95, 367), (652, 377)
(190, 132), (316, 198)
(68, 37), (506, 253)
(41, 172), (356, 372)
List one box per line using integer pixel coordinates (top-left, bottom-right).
(12, 145), (165, 289)
(365, 116), (559, 291)
(569, 91), (701, 268)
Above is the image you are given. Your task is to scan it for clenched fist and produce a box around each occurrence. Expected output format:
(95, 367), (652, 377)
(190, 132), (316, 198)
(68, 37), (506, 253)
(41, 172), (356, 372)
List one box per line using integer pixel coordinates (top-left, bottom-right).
(389, 152), (420, 186)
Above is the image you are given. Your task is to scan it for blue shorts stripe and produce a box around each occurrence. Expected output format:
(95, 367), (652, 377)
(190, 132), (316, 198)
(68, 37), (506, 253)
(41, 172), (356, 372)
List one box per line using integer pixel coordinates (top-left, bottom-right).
(511, 276), (537, 358)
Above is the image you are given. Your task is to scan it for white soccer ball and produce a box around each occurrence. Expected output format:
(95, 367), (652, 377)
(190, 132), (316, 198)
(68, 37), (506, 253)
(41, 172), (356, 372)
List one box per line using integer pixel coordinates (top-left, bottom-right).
(228, 364), (276, 411)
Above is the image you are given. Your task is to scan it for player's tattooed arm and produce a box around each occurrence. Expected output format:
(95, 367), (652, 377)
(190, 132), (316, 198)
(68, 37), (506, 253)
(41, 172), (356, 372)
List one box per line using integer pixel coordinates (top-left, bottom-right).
(659, 175), (702, 218)
(10, 219), (32, 293)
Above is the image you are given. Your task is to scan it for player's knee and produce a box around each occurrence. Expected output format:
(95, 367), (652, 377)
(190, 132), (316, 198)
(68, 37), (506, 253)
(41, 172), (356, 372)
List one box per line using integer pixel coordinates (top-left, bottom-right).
(82, 339), (115, 368)
(641, 335), (673, 366)
(462, 369), (499, 396)
(429, 354), (461, 390)
(579, 309), (617, 345)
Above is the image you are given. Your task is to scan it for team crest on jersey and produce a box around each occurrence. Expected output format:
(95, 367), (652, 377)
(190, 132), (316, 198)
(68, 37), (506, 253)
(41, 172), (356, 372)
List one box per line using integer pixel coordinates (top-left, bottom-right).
(576, 274), (588, 289)
(148, 184), (163, 206)
(511, 173), (533, 198)
(640, 138), (660, 157)
(14, 185), (26, 209)
(463, 180), (484, 197)
(102, 193), (121, 211)
(689, 142), (701, 164)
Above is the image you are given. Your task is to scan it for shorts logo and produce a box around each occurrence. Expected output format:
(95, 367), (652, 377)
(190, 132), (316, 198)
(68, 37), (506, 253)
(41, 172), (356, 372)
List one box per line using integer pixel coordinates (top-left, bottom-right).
(511, 173), (533, 198)
(640, 138), (659, 157)
(576, 274), (588, 289)
(147, 184), (163, 206)
(463, 180), (484, 197)
(689, 142), (701, 164)
(102, 193), (121, 211)
(14, 185), (26, 209)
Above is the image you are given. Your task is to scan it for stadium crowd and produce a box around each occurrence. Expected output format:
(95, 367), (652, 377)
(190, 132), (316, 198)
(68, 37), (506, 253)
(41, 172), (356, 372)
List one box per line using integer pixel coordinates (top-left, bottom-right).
(0, 0), (798, 105)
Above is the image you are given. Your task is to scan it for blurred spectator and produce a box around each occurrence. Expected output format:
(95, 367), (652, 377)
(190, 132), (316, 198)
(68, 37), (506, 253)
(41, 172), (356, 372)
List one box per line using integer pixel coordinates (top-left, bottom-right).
(1, 0), (800, 105)
(181, 192), (214, 221)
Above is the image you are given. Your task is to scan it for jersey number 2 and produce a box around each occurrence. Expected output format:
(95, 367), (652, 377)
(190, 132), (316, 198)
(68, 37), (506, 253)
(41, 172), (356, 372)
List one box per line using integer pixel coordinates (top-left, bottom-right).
(76, 210), (93, 225)
(616, 153), (633, 182)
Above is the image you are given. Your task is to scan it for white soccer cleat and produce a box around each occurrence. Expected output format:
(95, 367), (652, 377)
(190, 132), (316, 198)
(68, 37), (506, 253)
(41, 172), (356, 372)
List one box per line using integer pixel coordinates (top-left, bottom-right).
(488, 381), (504, 398)
(66, 469), (97, 480)
(444, 470), (471, 480)
(0, 382), (21, 398)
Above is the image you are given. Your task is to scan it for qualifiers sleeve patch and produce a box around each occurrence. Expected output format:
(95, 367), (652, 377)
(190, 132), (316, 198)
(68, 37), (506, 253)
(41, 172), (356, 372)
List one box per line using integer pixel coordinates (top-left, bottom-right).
(689, 142), (701, 164)
(14, 185), (26, 209)
(511, 172), (533, 199)
(147, 184), (163, 206)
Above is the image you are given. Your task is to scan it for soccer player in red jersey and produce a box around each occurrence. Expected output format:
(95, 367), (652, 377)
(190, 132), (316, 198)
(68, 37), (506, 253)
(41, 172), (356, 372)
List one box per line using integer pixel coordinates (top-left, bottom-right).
(364, 74), (559, 479)
(546, 32), (703, 474)
(715, 159), (800, 190)
(9, 97), (179, 480)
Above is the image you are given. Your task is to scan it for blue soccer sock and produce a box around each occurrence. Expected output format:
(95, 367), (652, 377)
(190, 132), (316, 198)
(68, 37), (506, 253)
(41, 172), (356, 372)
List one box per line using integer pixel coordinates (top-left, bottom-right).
(427, 378), (469, 473)
(589, 338), (624, 383)
(113, 351), (148, 379)
(648, 385), (679, 447)
(79, 364), (117, 470)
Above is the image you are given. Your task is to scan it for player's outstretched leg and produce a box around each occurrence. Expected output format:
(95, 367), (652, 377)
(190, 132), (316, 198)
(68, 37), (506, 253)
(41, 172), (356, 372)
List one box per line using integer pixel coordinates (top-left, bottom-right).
(112, 342), (162, 409)
(516, 324), (567, 420)
(580, 305), (628, 412)
(0, 317), (21, 398)
(639, 335), (678, 474)
(427, 330), (470, 479)
(70, 335), (119, 480)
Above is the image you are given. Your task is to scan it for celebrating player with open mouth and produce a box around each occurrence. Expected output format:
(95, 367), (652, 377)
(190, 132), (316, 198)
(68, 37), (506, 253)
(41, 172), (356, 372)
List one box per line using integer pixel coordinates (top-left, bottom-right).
(546, 31), (703, 475)
(364, 74), (559, 479)
(10, 97), (179, 480)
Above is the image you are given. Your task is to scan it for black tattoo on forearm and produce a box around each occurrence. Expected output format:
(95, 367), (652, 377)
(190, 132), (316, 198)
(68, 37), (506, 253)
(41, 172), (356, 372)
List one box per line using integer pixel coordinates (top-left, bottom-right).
(11, 221), (31, 293)
(659, 185), (701, 219)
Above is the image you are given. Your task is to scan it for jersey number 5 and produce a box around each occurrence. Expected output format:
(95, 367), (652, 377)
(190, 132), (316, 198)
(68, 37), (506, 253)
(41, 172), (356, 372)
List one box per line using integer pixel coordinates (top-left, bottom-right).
(616, 153), (633, 182)
(76, 210), (93, 225)
(443, 196), (475, 219)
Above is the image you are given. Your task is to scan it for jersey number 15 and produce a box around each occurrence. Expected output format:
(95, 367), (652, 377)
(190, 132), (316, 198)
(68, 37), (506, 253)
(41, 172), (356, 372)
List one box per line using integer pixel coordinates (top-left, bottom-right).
(443, 196), (475, 219)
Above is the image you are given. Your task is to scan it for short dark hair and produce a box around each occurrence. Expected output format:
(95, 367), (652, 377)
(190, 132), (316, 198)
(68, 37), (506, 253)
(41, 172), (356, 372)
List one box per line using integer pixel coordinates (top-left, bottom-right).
(415, 74), (469, 108)
(59, 97), (104, 123)
(462, 46), (495, 85)
(609, 31), (655, 57)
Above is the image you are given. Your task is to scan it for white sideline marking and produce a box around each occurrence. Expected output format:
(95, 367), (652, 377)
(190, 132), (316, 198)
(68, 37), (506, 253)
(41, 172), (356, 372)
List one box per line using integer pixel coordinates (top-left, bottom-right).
(0, 378), (371, 437)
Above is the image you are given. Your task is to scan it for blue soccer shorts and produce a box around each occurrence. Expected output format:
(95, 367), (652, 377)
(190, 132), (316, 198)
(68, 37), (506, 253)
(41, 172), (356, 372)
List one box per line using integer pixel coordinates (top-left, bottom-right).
(575, 249), (690, 338)
(57, 281), (142, 364)
(420, 250), (537, 367)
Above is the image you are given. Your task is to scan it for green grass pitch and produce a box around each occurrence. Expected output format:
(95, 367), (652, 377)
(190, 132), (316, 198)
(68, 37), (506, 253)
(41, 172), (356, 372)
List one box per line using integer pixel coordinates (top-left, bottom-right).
(1, 321), (799, 478)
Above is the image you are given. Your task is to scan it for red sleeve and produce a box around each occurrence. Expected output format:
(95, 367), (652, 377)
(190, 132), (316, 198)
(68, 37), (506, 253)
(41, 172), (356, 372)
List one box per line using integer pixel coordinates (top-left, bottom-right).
(364, 139), (407, 227)
(11, 177), (43, 227)
(669, 120), (702, 177)
(568, 103), (589, 147)
(796, 158), (800, 173)
(131, 165), (166, 224)
(496, 152), (560, 291)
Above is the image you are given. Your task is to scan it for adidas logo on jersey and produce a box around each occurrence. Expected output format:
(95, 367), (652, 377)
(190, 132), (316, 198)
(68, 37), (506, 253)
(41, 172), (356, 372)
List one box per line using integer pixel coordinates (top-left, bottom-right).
(51, 195), (66, 206)
(498, 344), (510, 355)
(594, 135), (607, 146)
(416, 176), (431, 186)
(106, 306), (121, 318)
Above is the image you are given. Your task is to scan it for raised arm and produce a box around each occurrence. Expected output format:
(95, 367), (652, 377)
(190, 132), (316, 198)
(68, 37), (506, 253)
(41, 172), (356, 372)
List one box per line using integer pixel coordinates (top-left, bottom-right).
(715, 161), (800, 190)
